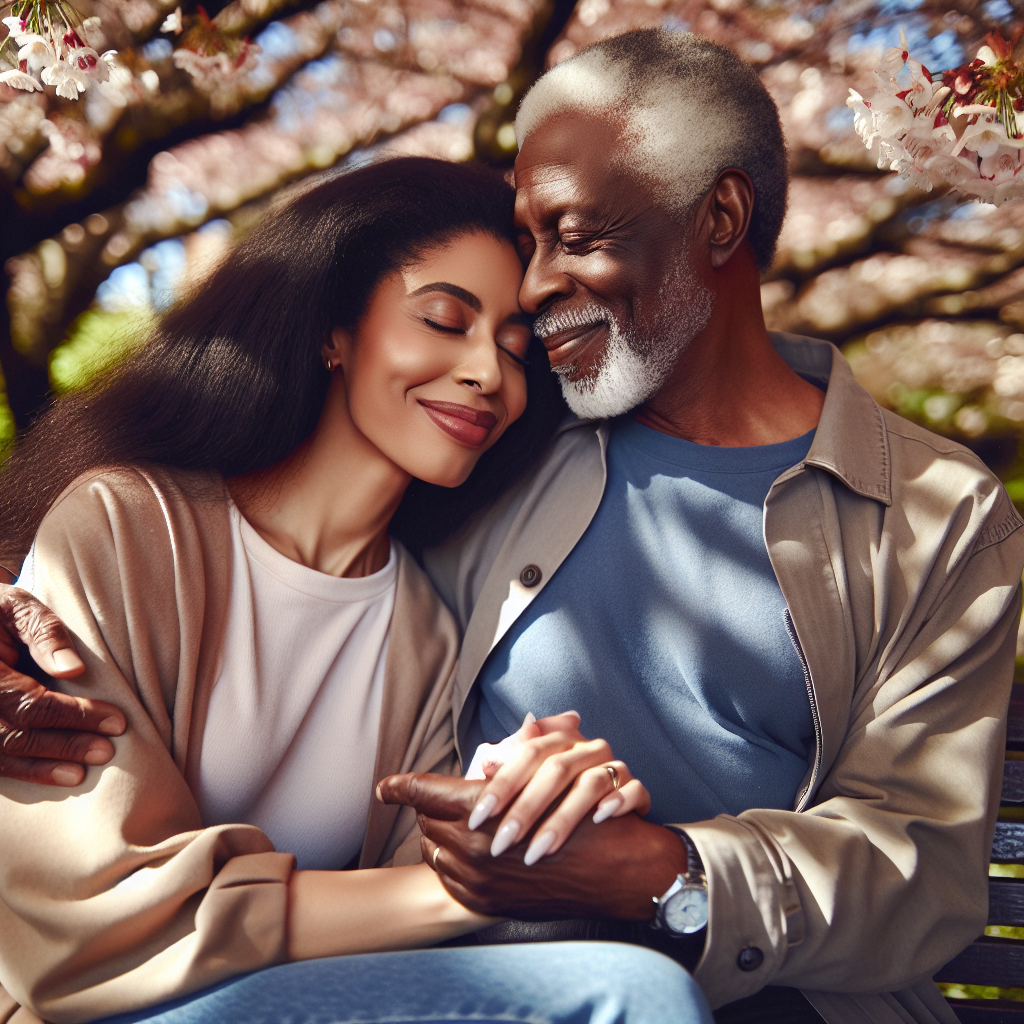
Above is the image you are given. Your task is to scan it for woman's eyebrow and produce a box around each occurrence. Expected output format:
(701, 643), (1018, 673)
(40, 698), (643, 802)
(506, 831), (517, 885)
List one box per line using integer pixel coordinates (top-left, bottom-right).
(409, 282), (482, 311)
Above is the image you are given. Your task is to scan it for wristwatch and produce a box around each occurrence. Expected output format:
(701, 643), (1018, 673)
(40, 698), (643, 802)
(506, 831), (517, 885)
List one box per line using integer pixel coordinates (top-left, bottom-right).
(651, 829), (709, 937)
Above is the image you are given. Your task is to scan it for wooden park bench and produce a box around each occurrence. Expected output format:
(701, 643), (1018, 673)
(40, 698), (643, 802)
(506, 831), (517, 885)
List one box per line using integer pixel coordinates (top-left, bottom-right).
(933, 680), (1024, 1024)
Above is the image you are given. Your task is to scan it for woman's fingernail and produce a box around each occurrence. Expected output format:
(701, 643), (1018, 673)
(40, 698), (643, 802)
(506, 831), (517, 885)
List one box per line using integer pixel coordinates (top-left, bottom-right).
(468, 792), (498, 831)
(522, 712), (536, 727)
(375, 782), (384, 802)
(490, 819), (521, 857)
(98, 716), (124, 736)
(593, 794), (623, 824)
(564, 710), (580, 721)
(523, 829), (556, 866)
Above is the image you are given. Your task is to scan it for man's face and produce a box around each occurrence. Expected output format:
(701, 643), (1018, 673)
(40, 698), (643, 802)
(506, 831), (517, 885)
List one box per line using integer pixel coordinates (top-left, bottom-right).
(513, 111), (713, 418)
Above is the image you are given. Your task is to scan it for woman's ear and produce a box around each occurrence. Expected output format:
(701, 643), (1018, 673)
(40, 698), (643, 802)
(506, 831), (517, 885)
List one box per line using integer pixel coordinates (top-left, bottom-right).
(322, 327), (352, 372)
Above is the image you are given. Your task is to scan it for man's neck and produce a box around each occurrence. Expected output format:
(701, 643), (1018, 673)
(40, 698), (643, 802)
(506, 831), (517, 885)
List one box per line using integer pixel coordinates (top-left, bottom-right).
(634, 264), (824, 448)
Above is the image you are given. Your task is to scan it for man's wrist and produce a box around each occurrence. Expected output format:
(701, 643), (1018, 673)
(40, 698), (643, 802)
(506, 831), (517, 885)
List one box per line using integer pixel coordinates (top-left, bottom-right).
(665, 825), (704, 879)
(650, 825), (709, 949)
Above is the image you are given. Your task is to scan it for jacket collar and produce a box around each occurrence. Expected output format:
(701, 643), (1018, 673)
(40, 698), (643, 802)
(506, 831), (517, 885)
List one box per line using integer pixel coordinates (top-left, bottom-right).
(770, 332), (892, 507)
(563, 332), (892, 507)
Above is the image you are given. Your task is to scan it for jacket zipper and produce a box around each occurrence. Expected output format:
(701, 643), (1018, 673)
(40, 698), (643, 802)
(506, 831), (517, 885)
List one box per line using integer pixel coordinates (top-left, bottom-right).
(784, 607), (822, 812)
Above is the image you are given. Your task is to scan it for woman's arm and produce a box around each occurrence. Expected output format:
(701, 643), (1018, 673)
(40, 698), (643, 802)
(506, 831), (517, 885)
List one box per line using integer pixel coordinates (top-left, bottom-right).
(288, 863), (495, 960)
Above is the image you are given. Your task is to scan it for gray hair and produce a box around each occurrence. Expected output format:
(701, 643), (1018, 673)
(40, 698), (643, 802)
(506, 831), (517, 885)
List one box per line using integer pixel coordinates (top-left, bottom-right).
(515, 29), (788, 271)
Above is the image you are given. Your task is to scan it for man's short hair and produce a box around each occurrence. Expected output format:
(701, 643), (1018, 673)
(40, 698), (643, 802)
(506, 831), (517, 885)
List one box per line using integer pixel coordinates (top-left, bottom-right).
(515, 29), (788, 271)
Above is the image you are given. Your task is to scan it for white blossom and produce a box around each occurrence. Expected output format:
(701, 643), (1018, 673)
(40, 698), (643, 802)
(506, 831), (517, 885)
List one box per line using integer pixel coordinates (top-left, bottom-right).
(161, 7), (182, 34)
(79, 16), (103, 48)
(849, 39), (1024, 207)
(17, 35), (55, 72)
(42, 57), (90, 98)
(953, 111), (1024, 159)
(2, 15), (29, 43)
(0, 67), (43, 91)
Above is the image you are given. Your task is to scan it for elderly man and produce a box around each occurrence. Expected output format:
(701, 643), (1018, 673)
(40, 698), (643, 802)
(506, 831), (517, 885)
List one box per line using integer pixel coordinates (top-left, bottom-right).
(1, 28), (1020, 1024)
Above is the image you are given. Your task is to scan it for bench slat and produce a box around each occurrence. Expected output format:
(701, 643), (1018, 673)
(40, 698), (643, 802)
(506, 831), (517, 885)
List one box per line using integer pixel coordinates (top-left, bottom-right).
(1003, 761), (1024, 804)
(934, 938), (1024, 988)
(1008, 684), (1023, 745)
(992, 822), (1024, 864)
(989, 877), (1024, 926)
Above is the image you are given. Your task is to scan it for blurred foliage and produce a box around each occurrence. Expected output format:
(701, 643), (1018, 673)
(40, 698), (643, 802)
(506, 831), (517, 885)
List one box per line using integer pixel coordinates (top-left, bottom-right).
(49, 307), (152, 395)
(938, 983), (1024, 1003)
(0, 373), (14, 462)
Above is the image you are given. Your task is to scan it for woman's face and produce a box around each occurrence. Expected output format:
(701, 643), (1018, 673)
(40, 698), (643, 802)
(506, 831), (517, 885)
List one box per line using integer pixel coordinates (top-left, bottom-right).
(331, 231), (530, 488)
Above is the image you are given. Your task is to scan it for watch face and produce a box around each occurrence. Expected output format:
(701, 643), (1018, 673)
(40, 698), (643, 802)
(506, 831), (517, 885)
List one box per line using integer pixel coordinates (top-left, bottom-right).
(664, 886), (709, 935)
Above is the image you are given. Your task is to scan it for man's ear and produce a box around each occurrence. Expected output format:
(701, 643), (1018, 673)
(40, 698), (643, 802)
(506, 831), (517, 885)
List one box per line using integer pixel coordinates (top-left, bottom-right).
(322, 326), (352, 372)
(707, 170), (755, 269)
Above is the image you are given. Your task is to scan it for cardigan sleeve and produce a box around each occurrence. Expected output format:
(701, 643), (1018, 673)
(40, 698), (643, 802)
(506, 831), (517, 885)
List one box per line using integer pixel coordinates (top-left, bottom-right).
(0, 468), (294, 1024)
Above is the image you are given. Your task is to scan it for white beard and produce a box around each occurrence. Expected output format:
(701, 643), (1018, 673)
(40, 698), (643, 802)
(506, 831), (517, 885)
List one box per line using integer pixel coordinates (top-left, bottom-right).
(534, 258), (714, 420)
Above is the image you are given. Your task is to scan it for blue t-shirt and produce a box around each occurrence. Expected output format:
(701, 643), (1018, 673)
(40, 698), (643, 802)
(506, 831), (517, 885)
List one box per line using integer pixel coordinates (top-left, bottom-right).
(469, 419), (816, 825)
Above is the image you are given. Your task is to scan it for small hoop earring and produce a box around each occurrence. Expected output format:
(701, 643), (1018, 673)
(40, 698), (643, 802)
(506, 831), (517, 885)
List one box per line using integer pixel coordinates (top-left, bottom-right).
(326, 359), (333, 371)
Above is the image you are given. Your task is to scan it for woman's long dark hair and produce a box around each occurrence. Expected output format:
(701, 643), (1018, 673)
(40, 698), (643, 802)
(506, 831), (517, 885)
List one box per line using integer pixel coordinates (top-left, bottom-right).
(0, 157), (566, 564)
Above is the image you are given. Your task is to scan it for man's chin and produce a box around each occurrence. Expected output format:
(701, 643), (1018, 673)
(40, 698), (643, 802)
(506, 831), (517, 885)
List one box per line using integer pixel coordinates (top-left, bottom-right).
(558, 373), (647, 420)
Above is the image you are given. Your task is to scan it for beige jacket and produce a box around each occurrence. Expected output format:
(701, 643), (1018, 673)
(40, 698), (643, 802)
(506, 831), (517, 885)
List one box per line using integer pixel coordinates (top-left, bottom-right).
(424, 334), (1024, 1024)
(0, 466), (459, 1024)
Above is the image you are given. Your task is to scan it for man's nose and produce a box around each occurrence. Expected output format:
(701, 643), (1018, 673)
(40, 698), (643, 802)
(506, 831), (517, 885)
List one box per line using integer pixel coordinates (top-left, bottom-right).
(519, 248), (572, 315)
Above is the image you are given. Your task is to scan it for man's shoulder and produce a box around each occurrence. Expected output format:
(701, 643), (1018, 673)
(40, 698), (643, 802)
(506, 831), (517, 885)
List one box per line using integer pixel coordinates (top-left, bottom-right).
(883, 410), (1024, 550)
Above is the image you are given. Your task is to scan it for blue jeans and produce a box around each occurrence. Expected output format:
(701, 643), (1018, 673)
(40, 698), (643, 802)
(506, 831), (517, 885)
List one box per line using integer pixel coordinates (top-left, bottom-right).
(96, 942), (713, 1024)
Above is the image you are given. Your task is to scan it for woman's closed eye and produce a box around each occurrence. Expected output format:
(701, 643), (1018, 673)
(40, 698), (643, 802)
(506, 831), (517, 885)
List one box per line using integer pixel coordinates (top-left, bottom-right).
(423, 317), (464, 334)
(496, 325), (531, 365)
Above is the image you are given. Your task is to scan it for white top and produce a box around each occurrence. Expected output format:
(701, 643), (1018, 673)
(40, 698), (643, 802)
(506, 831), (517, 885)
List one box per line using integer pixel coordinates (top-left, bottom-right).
(196, 504), (396, 870)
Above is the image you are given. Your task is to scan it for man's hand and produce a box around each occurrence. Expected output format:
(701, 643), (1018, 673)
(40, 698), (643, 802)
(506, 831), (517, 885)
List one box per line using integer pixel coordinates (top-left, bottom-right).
(378, 773), (686, 921)
(0, 584), (126, 786)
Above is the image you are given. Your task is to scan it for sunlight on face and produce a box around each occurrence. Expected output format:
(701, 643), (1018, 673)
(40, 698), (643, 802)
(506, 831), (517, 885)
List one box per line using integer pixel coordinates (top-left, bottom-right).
(338, 232), (530, 488)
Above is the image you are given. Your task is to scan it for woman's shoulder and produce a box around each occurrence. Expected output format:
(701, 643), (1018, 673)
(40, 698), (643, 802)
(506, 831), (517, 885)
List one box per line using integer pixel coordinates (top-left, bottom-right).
(36, 464), (231, 575)
(43, 464), (227, 529)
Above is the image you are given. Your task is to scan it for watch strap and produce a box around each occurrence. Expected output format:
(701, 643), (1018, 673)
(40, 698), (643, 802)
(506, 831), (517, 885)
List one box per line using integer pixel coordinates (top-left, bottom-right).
(664, 825), (706, 886)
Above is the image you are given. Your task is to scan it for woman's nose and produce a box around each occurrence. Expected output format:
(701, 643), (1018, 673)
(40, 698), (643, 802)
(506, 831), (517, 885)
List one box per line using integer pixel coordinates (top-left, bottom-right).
(455, 334), (503, 393)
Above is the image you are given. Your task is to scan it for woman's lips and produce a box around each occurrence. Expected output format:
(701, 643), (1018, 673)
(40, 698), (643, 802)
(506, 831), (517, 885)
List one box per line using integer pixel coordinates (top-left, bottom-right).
(418, 400), (498, 448)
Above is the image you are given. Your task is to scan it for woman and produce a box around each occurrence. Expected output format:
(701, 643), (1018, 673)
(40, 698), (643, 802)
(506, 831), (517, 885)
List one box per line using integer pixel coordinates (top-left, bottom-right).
(0, 158), (712, 1024)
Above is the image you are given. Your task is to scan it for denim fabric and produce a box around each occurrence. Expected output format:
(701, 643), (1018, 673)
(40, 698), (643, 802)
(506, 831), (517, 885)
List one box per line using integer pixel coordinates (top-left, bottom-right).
(95, 942), (713, 1024)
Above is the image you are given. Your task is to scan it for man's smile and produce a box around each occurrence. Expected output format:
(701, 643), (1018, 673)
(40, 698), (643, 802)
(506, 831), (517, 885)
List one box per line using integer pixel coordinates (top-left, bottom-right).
(539, 320), (609, 375)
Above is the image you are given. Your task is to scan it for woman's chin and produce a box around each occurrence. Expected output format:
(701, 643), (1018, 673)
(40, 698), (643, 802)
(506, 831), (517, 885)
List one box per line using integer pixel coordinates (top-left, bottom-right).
(412, 462), (477, 489)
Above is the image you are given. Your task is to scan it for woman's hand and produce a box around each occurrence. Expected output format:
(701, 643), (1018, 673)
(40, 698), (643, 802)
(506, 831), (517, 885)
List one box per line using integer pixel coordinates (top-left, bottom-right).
(460, 712), (650, 866)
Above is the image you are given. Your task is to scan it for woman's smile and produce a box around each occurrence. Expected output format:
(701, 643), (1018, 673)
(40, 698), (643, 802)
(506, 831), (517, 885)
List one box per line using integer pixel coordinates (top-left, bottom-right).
(417, 400), (499, 448)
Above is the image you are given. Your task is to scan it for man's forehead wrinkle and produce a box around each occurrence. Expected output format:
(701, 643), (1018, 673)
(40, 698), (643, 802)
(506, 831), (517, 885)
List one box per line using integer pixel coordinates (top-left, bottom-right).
(513, 159), (578, 192)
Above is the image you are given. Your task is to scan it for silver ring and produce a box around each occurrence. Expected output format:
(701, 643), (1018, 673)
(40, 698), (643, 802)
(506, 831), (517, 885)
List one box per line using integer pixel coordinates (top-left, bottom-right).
(432, 846), (441, 869)
(605, 765), (620, 791)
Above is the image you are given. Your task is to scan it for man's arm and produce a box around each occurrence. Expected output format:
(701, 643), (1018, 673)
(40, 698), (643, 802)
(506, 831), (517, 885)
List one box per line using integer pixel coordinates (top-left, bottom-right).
(0, 581), (125, 785)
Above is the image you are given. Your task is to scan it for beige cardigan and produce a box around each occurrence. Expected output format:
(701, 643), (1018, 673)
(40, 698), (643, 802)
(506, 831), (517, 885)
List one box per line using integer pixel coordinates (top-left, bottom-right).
(0, 466), (459, 1024)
